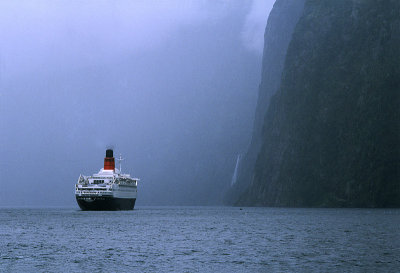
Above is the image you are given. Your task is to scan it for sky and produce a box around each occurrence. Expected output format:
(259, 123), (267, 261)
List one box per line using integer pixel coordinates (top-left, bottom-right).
(0, 0), (275, 207)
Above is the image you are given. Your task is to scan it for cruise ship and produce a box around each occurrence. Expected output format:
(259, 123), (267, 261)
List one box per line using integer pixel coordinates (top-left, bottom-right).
(75, 149), (139, 210)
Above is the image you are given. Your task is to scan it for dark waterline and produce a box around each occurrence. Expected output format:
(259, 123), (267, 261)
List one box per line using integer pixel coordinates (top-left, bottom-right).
(1, 207), (399, 272)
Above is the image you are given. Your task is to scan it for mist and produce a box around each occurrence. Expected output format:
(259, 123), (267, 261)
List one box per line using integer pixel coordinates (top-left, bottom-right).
(0, 0), (275, 207)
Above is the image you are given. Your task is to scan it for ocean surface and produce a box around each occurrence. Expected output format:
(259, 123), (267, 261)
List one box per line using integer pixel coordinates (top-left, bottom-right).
(0, 207), (399, 272)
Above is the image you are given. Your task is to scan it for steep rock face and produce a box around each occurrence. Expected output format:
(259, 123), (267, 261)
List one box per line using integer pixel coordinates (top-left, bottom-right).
(236, 0), (400, 207)
(224, 0), (306, 203)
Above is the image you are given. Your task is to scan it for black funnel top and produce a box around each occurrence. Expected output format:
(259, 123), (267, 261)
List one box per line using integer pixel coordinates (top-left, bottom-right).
(106, 149), (113, 158)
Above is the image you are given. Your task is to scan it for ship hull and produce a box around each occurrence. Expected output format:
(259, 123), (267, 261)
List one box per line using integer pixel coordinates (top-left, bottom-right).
(76, 196), (136, 211)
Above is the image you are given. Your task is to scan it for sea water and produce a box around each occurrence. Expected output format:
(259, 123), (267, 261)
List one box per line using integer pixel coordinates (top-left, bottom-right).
(0, 207), (399, 272)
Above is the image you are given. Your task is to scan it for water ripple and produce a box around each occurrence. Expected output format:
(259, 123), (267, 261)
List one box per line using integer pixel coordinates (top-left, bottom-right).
(0, 207), (399, 272)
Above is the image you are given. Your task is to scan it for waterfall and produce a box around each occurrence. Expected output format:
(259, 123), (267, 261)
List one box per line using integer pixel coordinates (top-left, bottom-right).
(231, 154), (242, 186)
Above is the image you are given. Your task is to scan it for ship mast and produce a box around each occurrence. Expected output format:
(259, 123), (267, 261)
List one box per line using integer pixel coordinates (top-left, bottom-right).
(117, 154), (125, 173)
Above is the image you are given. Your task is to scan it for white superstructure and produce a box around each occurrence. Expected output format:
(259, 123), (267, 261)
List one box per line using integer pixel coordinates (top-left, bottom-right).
(75, 168), (138, 199)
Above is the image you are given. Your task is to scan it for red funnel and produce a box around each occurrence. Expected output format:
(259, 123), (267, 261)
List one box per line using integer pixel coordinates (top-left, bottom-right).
(104, 149), (115, 170)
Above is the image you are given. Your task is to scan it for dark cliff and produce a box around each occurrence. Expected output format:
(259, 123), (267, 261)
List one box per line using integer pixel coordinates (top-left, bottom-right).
(233, 0), (400, 207)
(224, 0), (306, 203)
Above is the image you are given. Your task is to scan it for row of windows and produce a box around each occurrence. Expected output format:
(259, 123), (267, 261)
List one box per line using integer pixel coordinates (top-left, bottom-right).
(93, 180), (105, 184)
(78, 188), (108, 191)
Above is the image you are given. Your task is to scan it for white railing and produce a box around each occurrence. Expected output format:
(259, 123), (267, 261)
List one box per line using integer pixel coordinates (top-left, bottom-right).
(76, 190), (113, 196)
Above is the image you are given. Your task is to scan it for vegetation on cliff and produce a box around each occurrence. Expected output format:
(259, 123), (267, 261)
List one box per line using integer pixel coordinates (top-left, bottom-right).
(225, 0), (306, 204)
(235, 0), (400, 207)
